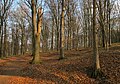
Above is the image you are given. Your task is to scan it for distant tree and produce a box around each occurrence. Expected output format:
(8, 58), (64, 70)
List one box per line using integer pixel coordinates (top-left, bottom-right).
(0, 0), (14, 57)
(107, 0), (111, 47)
(41, 19), (49, 52)
(45, 0), (60, 51)
(51, 18), (55, 50)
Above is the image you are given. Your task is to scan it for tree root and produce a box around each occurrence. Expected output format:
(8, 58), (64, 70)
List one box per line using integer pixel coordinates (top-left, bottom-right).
(91, 69), (104, 79)
(58, 57), (67, 60)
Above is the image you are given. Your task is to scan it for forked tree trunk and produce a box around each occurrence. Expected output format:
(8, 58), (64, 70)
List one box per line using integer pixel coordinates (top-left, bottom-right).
(31, 0), (42, 64)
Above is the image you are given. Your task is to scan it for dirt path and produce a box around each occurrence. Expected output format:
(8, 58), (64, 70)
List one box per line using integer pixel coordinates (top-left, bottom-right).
(0, 55), (30, 75)
(0, 55), (35, 84)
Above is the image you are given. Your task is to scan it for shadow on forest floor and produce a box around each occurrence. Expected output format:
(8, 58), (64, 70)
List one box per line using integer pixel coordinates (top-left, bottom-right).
(0, 43), (119, 83)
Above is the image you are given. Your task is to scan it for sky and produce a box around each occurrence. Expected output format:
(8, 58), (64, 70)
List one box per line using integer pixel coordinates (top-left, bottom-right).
(11, 0), (20, 10)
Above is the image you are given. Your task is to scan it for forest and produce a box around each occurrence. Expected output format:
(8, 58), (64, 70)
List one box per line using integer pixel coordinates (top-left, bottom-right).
(0, 0), (120, 84)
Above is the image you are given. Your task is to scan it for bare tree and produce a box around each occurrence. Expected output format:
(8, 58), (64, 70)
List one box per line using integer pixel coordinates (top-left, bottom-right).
(31, 0), (43, 64)
(92, 0), (102, 78)
(0, 0), (14, 57)
(59, 0), (65, 59)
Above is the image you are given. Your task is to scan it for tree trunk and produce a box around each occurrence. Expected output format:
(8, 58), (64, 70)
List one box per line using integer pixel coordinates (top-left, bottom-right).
(15, 28), (19, 55)
(31, 0), (42, 64)
(92, 0), (101, 78)
(0, 19), (3, 57)
(108, 0), (111, 46)
(3, 21), (7, 57)
(51, 18), (54, 50)
(31, 0), (38, 63)
(67, 1), (70, 50)
(21, 25), (25, 55)
(59, 0), (65, 59)
(98, 0), (105, 48)
(0, 27), (3, 58)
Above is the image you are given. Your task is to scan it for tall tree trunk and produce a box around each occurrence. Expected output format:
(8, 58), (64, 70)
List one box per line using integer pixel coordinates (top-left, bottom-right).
(0, 25), (3, 57)
(3, 21), (7, 57)
(104, 0), (108, 50)
(51, 18), (54, 50)
(31, 0), (42, 64)
(59, 0), (65, 59)
(76, 26), (79, 50)
(31, 0), (36, 57)
(72, 30), (75, 49)
(92, 0), (101, 78)
(67, 0), (70, 50)
(56, 1), (60, 51)
(99, 0), (105, 47)
(16, 28), (19, 55)
(108, 0), (111, 46)
(31, 0), (37, 63)
(11, 29), (14, 55)
(21, 24), (25, 55)
(0, 19), (3, 57)
(70, 16), (72, 50)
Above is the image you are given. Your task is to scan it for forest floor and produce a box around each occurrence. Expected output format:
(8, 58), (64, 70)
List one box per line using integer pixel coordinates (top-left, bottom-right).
(0, 43), (119, 84)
